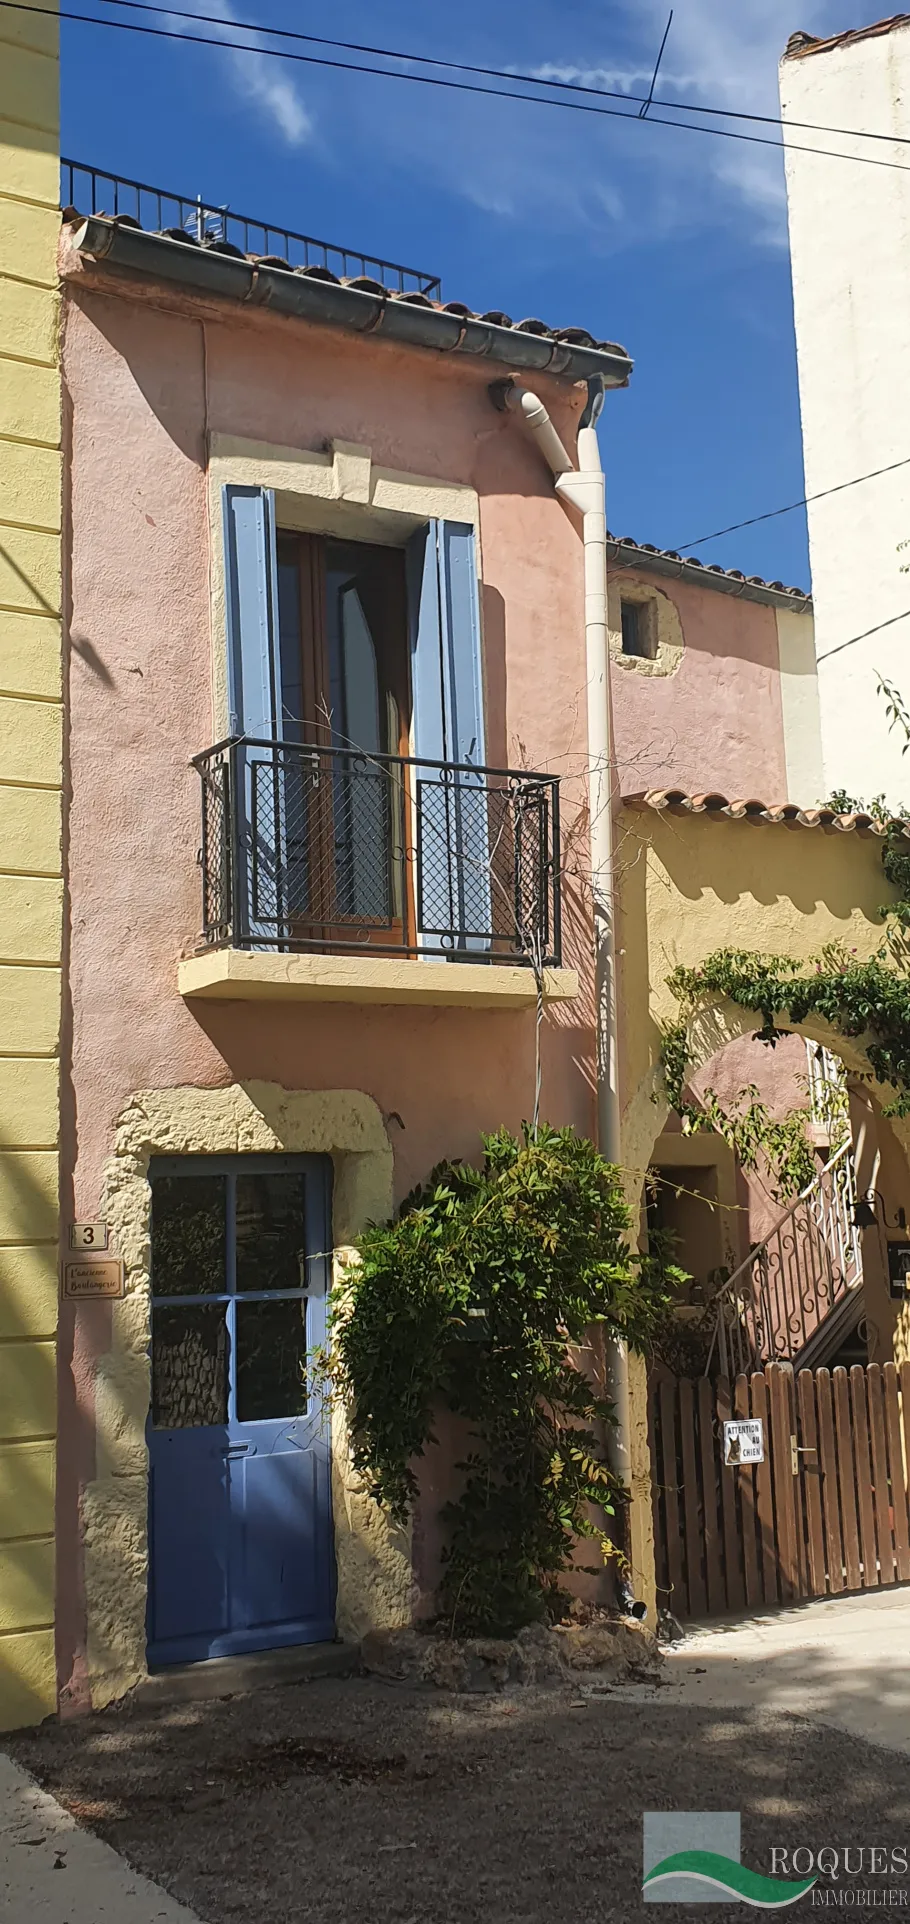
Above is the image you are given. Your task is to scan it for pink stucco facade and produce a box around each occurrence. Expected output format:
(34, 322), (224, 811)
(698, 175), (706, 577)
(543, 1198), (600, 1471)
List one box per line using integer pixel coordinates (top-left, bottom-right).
(57, 260), (601, 1700)
(611, 573), (790, 800)
(55, 238), (819, 1704)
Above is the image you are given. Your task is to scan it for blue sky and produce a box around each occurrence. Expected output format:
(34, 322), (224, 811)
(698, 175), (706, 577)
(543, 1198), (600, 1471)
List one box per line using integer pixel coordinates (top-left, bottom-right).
(61, 0), (890, 591)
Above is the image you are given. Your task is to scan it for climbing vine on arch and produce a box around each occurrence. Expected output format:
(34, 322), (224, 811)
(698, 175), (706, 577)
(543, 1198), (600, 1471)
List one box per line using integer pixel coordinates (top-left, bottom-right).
(660, 811), (910, 1174)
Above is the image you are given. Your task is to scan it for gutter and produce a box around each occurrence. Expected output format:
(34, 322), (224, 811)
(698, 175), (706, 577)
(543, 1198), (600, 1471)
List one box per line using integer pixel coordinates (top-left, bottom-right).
(69, 217), (634, 388)
(606, 536), (812, 615)
(490, 374), (634, 1566)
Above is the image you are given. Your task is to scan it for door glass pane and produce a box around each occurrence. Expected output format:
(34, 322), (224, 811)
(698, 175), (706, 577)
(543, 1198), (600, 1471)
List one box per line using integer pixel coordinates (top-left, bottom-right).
(235, 1172), (307, 1293)
(152, 1304), (228, 1429)
(236, 1298), (308, 1422)
(151, 1174), (226, 1296)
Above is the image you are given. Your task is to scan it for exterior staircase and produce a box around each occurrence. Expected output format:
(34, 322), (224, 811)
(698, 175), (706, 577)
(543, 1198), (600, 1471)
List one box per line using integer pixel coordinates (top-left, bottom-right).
(707, 1137), (864, 1376)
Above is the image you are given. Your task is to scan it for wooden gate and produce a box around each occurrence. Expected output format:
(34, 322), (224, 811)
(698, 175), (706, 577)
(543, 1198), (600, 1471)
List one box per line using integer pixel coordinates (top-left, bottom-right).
(650, 1362), (910, 1618)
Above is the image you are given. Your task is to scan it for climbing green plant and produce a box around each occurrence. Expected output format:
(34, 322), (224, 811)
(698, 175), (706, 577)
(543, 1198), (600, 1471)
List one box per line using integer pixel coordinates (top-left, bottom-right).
(659, 668), (910, 1152)
(661, 1018), (816, 1200)
(324, 1124), (682, 1636)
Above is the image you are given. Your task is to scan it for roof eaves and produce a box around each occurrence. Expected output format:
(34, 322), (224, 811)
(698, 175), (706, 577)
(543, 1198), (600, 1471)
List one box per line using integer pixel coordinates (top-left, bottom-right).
(605, 535), (811, 611)
(627, 788), (910, 839)
(65, 215), (634, 388)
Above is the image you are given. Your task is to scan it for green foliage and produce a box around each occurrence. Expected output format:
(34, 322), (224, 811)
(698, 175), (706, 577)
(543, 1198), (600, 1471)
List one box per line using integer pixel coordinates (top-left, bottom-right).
(660, 1016), (815, 1201)
(325, 1125), (681, 1636)
(666, 923), (910, 1121)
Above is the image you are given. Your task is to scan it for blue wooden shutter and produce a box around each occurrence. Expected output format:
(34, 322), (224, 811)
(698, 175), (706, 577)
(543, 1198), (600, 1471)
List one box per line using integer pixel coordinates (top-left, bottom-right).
(407, 521), (490, 953)
(222, 485), (284, 943)
(222, 484), (282, 737)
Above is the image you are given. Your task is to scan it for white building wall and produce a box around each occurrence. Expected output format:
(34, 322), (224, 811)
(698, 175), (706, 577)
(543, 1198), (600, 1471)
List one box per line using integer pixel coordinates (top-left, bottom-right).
(781, 24), (910, 808)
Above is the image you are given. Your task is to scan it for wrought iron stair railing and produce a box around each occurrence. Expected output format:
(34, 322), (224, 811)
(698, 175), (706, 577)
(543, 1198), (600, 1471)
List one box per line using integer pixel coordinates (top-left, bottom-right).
(705, 1136), (863, 1377)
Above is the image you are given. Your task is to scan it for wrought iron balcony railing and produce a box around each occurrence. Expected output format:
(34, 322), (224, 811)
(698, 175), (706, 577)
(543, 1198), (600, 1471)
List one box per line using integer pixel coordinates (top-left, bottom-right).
(193, 738), (562, 966)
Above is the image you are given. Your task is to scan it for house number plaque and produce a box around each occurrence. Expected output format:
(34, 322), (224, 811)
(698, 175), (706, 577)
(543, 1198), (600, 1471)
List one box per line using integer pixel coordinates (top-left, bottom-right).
(69, 1222), (109, 1250)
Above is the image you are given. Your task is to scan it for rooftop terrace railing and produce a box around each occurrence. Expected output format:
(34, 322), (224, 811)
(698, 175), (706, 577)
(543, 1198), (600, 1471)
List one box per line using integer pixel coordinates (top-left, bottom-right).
(61, 159), (442, 297)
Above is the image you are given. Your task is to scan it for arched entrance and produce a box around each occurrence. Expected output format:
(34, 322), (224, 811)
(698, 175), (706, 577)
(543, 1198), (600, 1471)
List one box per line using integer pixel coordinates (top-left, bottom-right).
(617, 796), (910, 1617)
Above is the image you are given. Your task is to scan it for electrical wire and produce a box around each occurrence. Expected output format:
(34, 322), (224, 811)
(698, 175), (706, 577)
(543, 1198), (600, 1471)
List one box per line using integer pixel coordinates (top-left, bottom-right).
(9, 0), (910, 176)
(675, 453), (910, 552)
(76, 0), (910, 156)
(816, 608), (910, 662)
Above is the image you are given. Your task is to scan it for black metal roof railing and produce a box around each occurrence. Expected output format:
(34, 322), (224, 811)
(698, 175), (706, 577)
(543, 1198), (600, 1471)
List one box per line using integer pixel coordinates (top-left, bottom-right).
(61, 159), (442, 298)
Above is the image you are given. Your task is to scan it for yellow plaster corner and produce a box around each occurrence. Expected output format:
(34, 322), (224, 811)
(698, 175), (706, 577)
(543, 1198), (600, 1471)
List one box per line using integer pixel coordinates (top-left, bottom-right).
(0, 119), (59, 209)
(83, 1081), (401, 1709)
(0, 1341), (56, 1439)
(0, 965), (60, 1056)
(0, 1244), (58, 1340)
(0, 1538), (53, 1631)
(0, 875), (64, 963)
(0, 612), (61, 701)
(0, 784), (61, 876)
(0, 696), (61, 787)
(0, 1439), (55, 1539)
(0, 1056), (59, 1146)
(0, 1626), (55, 1729)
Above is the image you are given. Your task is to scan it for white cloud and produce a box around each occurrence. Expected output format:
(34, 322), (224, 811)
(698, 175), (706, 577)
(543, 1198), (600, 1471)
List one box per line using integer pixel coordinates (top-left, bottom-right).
(164, 0), (312, 148)
(605, 0), (843, 242)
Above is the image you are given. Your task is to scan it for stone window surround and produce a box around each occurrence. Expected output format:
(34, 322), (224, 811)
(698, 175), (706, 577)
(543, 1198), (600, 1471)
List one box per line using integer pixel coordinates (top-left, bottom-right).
(81, 1082), (411, 1712)
(609, 574), (684, 680)
(207, 433), (482, 740)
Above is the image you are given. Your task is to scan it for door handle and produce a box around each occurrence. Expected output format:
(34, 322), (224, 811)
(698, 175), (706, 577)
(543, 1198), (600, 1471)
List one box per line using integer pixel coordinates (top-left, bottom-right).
(223, 1442), (250, 1456)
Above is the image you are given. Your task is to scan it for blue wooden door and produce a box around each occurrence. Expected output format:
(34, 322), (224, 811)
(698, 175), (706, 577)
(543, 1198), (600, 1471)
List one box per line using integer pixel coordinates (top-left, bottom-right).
(146, 1155), (335, 1668)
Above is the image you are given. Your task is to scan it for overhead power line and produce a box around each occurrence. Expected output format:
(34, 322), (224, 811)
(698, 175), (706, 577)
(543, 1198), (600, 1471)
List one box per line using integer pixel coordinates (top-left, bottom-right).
(9, 0), (910, 176)
(817, 609), (910, 663)
(676, 453), (910, 552)
(79, 0), (910, 155)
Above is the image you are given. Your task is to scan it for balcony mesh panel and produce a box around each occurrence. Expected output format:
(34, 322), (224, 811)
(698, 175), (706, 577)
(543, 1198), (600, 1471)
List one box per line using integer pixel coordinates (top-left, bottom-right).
(250, 750), (396, 928)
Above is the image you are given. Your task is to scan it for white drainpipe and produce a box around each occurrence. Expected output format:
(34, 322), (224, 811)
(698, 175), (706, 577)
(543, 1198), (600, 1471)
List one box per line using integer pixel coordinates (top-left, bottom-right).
(489, 376), (631, 1498)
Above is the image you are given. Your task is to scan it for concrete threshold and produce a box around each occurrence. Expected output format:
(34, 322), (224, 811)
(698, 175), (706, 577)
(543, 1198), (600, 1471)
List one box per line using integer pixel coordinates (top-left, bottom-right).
(134, 1640), (359, 1707)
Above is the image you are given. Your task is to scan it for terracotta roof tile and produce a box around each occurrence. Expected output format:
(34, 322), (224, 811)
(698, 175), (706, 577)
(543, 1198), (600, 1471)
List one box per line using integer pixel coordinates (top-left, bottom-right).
(628, 788), (910, 838)
(784, 17), (910, 60)
(605, 533), (811, 611)
(64, 209), (632, 385)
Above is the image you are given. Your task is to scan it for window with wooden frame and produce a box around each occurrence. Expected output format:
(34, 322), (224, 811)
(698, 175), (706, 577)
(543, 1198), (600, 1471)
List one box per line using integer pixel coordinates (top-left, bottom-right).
(274, 533), (411, 943)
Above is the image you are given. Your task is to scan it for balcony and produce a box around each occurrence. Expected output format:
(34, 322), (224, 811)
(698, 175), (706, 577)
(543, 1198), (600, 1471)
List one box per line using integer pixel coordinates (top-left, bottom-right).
(178, 739), (579, 1009)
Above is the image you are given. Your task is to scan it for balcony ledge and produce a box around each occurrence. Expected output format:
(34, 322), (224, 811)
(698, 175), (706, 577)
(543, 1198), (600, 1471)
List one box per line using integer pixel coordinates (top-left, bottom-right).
(179, 950), (579, 1010)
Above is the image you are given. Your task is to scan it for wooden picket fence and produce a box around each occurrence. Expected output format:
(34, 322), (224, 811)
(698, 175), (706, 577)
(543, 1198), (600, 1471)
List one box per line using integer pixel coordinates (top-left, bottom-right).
(650, 1361), (910, 1618)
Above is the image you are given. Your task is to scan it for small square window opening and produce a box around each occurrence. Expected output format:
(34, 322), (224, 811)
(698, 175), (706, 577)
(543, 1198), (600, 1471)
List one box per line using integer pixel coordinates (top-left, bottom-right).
(620, 598), (656, 659)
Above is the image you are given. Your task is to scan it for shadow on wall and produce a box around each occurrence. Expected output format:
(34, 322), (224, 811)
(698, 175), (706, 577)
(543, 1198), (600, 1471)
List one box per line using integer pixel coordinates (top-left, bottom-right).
(650, 815), (888, 921)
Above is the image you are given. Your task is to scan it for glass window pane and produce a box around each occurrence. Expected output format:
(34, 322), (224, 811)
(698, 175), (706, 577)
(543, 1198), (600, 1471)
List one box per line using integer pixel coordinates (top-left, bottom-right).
(152, 1304), (228, 1429)
(151, 1174), (226, 1297)
(236, 1298), (308, 1423)
(235, 1172), (307, 1294)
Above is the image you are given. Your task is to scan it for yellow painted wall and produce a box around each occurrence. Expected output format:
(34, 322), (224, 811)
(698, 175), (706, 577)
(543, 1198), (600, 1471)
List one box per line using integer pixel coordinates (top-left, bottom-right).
(617, 802), (910, 1613)
(0, 0), (61, 1729)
